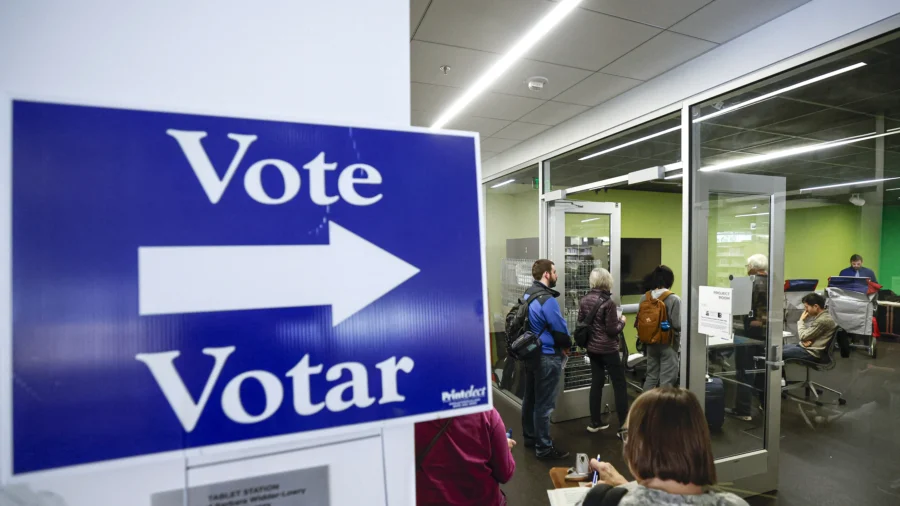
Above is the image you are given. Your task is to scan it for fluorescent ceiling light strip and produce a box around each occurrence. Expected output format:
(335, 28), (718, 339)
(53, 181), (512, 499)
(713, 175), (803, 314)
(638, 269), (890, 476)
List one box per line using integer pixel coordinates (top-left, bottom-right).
(800, 176), (900, 192)
(581, 217), (601, 223)
(887, 187), (900, 191)
(490, 179), (515, 188)
(700, 130), (900, 173)
(693, 62), (867, 124)
(430, 0), (583, 129)
(579, 126), (680, 161)
(664, 173), (683, 180)
(735, 212), (770, 218)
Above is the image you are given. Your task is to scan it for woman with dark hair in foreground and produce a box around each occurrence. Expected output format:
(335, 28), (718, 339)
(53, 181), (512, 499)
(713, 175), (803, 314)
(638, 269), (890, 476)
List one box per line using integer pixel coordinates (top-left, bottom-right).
(583, 387), (748, 505)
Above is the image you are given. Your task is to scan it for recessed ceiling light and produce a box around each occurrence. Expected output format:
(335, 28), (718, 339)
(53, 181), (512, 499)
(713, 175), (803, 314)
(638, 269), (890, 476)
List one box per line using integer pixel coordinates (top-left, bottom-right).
(490, 179), (516, 188)
(430, 0), (583, 129)
(693, 62), (867, 123)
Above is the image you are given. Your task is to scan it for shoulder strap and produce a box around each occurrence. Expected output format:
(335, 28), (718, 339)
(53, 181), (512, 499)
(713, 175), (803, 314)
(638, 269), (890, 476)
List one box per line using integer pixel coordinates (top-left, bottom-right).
(525, 287), (552, 307)
(657, 290), (672, 302)
(585, 293), (608, 324)
(416, 419), (452, 471)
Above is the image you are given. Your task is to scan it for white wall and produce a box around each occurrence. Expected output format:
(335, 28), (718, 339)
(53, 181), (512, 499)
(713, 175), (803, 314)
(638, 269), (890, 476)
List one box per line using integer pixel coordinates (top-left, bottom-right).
(483, 0), (900, 179)
(0, 1), (412, 505)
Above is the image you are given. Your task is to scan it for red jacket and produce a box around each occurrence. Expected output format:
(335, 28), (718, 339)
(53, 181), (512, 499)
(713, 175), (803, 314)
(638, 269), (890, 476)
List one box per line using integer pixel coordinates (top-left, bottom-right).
(415, 408), (515, 506)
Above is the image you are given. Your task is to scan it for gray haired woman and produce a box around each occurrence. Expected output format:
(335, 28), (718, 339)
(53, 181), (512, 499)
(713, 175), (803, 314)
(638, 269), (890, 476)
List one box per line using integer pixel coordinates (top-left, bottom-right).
(578, 268), (628, 436)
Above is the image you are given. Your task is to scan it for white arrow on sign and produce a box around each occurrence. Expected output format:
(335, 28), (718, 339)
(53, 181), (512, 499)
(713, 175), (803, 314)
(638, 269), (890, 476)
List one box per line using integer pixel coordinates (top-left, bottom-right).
(138, 221), (420, 326)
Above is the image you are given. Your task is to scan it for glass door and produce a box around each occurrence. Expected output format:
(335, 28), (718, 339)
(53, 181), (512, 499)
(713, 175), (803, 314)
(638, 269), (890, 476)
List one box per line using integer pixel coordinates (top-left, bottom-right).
(547, 200), (621, 422)
(688, 172), (786, 492)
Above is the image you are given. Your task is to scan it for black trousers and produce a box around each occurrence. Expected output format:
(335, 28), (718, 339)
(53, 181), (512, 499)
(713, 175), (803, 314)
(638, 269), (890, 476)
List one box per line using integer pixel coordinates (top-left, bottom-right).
(588, 351), (629, 429)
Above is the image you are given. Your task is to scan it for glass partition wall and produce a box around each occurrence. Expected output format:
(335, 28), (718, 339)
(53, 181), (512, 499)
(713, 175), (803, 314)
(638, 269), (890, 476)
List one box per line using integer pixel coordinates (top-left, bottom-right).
(484, 165), (539, 401)
(482, 27), (900, 503)
(687, 30), (900, 500)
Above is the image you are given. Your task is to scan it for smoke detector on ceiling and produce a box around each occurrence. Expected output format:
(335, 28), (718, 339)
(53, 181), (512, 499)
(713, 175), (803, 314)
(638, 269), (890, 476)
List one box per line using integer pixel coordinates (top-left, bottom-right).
(849, 193), (866, 206)
(439, 65), (451, 75)
(527, 76), (549, 92)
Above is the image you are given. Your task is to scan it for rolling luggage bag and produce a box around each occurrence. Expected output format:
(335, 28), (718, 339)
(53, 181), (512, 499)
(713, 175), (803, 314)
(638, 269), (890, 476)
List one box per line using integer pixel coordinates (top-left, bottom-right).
(705, 377), (725, 431)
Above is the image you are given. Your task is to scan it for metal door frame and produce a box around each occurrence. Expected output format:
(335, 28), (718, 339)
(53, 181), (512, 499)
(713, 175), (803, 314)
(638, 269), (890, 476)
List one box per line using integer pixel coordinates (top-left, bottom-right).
(545, 200), (621, 422)
(547, 201), (622, 310)
(687, 171), (786, 490)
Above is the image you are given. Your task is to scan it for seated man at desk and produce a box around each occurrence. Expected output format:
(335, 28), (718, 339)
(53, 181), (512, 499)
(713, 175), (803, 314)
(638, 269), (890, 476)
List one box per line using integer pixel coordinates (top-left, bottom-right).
(839, 254), (878, 284)
(783, 293), (836, 361)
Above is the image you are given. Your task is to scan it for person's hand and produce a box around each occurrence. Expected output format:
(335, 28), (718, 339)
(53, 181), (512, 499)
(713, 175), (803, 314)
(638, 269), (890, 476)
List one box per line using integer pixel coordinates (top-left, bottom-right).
(562, 348), (570, 356)
(801, 340), (812, 348)
(750, 320), (762, 327)
(507, 438), (517, 450)
(589, 459), (628, 487)
(800, 310), (808, 321)
(619, 315), (627, 324)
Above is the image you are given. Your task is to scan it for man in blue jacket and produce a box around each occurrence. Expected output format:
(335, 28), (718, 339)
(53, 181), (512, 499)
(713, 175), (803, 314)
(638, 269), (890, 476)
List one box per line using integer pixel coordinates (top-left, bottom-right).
(839, 254), (878, 284)
(521, 259), (571, 460)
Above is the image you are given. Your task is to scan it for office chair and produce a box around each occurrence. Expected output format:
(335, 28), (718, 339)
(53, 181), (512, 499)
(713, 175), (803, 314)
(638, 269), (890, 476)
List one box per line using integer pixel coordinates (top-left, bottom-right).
(782, 328), (846, 408)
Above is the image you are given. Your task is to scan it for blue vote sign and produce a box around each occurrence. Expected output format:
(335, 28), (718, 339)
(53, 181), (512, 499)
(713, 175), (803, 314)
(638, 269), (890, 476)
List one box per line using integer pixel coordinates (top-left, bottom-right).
(9, 100), (489, 474)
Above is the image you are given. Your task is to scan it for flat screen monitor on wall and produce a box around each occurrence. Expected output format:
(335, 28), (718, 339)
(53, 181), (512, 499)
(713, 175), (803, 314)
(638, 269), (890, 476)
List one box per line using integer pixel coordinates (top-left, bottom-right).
(621, 238), (662, 296)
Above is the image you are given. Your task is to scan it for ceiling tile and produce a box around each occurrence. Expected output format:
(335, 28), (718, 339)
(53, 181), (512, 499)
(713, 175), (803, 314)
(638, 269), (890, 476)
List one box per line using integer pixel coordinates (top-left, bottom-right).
(492, 122), (552, 141)
(481, 150), (499, 160)
(410, 109), (435, 127)
(670, 0), (811, 44)
(446, 116), (512, 137)
(410, 0), (431, 36)
(518, 101), (590, 125)
(412, 83), (543, 122)
(414, 0), (553, 53)
(527, 9), (661, 70)
(601, 31), (716, 81)
(410, 82), (461, 112)
(492, 59), (593, 99)
(481, 137), (522, 152)
(469, 92), (545, 121)
(579, 0), (713, 28)
(552, 72), (642, 107)
(411, 41), (498, 89)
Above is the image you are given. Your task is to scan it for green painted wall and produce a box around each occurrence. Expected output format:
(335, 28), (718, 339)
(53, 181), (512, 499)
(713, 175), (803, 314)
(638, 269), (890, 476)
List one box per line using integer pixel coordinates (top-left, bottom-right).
(880, 206), (900, 292)
(784, 205), (878, 287)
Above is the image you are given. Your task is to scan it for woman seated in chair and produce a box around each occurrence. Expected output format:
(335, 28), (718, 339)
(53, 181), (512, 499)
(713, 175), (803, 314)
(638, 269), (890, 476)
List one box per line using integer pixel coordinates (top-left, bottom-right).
(783, 293), (836, 362)
(583, 387), (748, 506)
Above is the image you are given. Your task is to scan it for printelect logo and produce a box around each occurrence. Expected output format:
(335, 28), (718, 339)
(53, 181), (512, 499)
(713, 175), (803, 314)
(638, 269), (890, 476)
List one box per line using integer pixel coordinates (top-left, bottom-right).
(441, 385), (487, 406)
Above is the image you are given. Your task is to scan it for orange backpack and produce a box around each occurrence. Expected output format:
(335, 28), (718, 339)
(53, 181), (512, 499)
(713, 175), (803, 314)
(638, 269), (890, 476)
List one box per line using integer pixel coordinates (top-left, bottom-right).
(637, 290), (672, 345)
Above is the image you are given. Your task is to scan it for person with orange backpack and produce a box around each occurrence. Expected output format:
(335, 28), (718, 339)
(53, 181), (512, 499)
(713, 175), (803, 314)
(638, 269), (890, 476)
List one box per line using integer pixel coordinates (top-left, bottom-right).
(636, 265), (682, 390)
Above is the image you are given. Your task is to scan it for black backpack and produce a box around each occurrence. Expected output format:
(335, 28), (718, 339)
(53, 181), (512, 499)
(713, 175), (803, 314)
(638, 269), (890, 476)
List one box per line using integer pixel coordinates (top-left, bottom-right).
(505, 287), (551, 362)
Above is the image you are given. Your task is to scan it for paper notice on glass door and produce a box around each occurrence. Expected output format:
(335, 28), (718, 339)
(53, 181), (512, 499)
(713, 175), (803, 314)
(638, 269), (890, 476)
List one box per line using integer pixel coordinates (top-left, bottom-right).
(699, 286), (732, 339)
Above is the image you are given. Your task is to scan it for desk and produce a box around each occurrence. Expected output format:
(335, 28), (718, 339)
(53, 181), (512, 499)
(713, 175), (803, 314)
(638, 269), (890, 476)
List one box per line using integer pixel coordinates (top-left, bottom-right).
(707, 331), (793, 349)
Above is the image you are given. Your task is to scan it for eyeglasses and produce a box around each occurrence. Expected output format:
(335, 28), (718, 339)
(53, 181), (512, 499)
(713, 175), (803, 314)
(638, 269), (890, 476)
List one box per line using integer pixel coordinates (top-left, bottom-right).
(618, 427), (628, 443)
